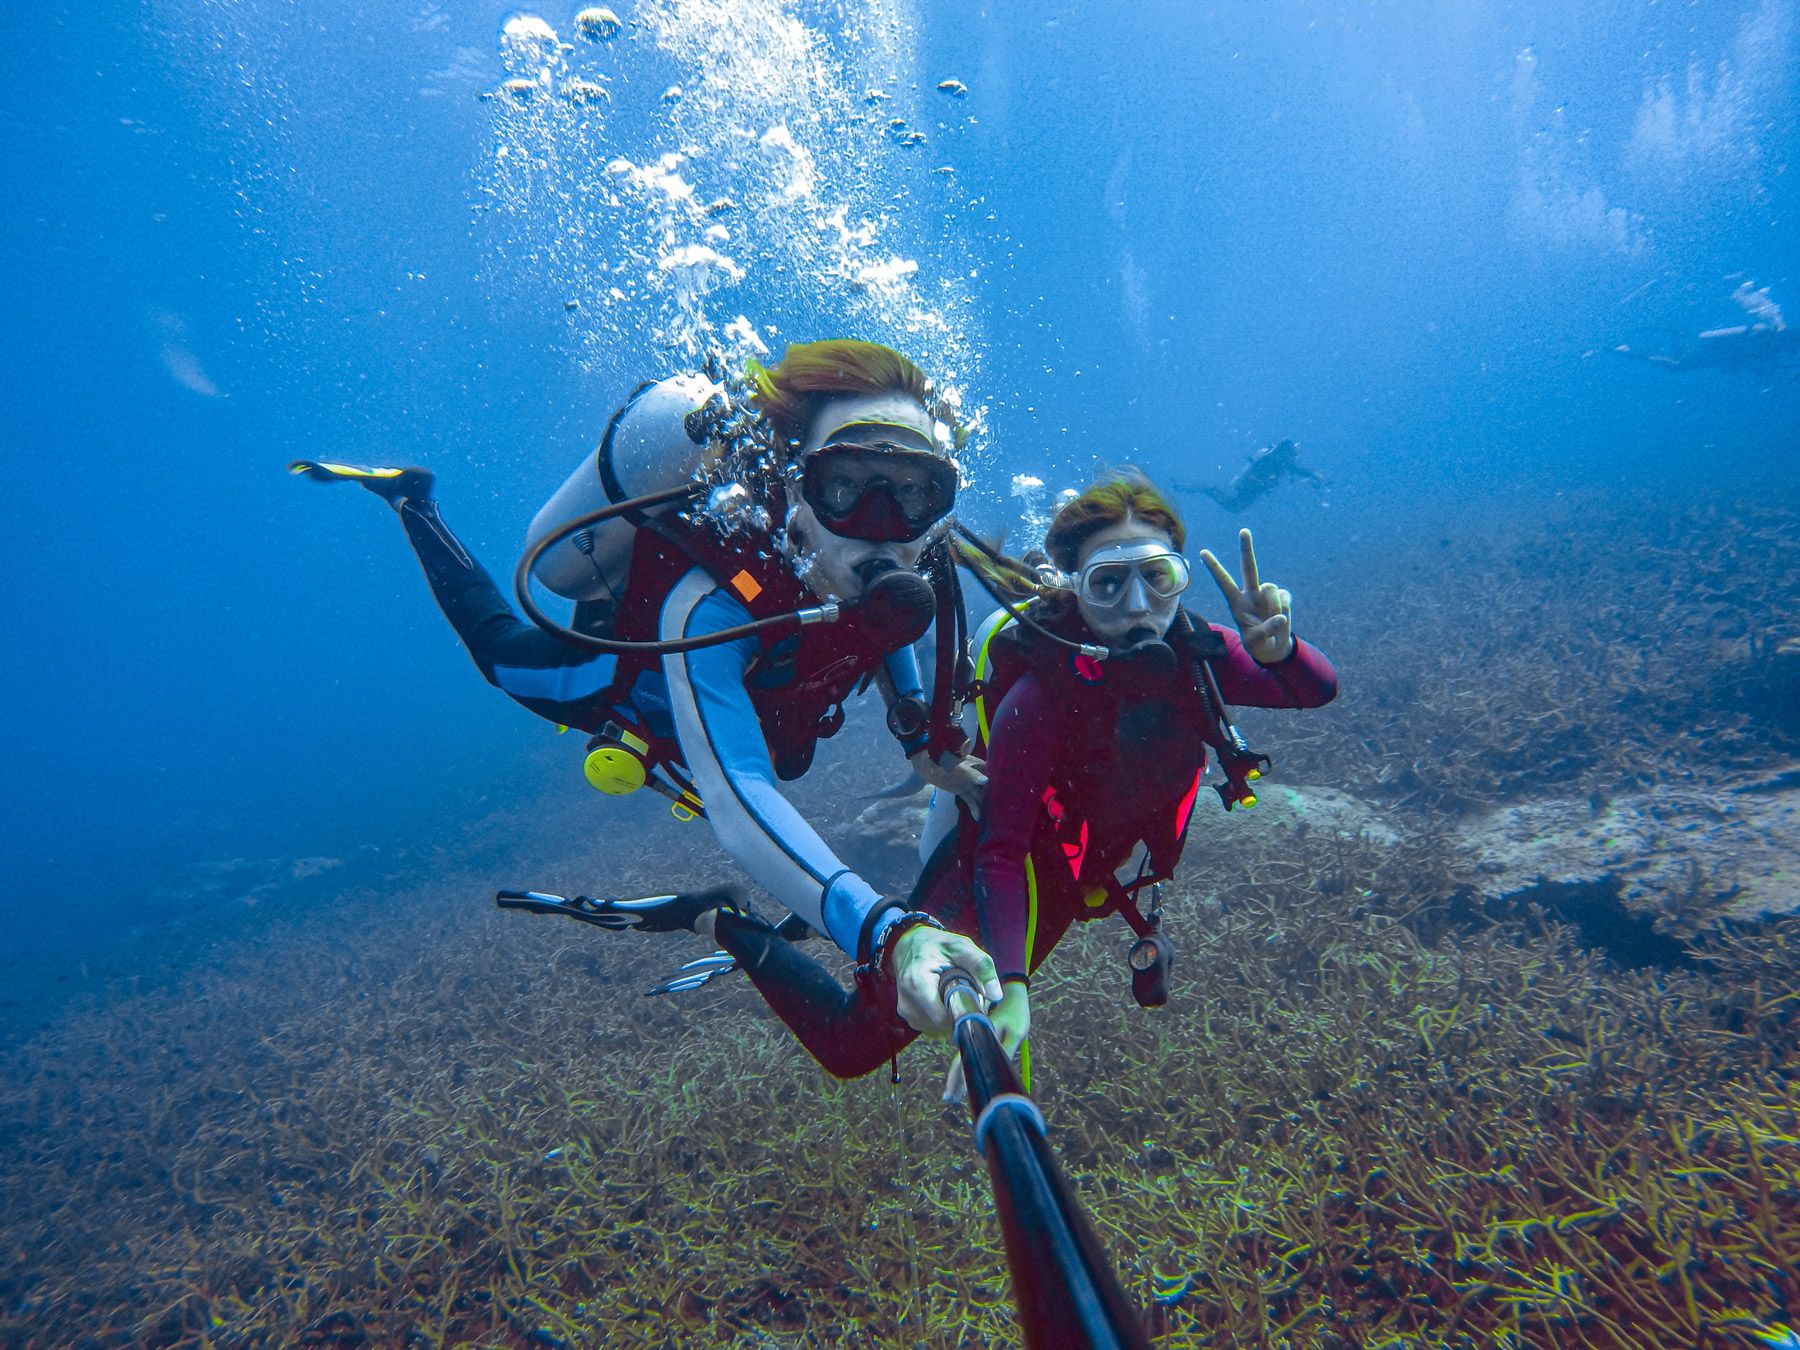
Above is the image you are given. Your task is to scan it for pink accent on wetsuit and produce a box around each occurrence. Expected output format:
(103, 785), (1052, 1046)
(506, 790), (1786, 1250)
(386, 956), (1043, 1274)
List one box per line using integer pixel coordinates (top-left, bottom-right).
(718, 622), (1336, 1080)
(972, 627), (1337, 981)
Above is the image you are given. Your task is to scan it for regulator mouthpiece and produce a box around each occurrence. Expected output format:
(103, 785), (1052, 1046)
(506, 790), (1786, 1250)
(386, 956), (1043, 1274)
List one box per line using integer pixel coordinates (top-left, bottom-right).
(1120, 636), (1177, 671)
(853, 566), (935, 649)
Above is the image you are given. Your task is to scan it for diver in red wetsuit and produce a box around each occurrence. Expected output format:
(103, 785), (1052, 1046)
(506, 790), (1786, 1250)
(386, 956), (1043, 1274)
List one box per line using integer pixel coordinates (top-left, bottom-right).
(634, 470), (1335, 1087)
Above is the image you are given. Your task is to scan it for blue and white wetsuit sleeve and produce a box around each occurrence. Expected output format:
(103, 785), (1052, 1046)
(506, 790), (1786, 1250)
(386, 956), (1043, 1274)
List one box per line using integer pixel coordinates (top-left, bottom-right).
(659, 569), (901, 960)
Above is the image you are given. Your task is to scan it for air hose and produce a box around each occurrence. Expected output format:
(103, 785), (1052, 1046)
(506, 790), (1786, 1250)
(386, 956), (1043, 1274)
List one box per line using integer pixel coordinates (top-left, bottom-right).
(512, 482), (842, 655)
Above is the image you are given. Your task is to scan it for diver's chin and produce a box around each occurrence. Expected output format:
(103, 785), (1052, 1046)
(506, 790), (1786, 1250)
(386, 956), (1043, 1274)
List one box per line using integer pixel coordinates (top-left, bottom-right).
(829, 547), (909, 601)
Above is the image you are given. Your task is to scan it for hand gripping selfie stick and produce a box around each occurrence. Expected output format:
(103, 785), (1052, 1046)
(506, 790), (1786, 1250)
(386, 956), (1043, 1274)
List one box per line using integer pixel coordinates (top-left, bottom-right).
(938, 974), (1150, 1350)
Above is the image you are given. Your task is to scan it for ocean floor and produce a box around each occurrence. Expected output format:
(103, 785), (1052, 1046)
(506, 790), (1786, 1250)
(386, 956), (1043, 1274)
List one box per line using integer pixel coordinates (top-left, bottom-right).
(5, 488), (1800, 1346)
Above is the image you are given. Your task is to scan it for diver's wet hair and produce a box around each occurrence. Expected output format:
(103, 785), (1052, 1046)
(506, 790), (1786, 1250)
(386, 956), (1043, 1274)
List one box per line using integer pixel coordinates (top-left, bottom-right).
(1044, 469), (1185, 573)
(747, 339), (940, 447)
(954, 469), (1185, 607)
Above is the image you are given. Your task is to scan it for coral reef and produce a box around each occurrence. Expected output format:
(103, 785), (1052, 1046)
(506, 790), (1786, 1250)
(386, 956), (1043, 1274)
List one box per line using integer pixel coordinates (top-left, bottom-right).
(4, 823), (1800, 1347)
(4, 484), (1799, 1346)
(1274, 485), (1800, 815)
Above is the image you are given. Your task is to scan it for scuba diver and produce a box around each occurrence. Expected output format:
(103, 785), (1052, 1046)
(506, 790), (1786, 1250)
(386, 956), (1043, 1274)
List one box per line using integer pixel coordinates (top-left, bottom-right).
(1612, 281), (1799, 379)
(293, 339), (1001, 1036)
(508, 471), (1336, 1090)
(1179, 438), (1326, 513)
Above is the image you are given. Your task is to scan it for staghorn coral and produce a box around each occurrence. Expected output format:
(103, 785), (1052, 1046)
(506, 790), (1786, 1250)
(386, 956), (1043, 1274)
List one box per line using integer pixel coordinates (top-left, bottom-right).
(1273, 482), (1800, 817)
(3, 818), (1800, 1347)
(5, 479), (1800, 1346)
(1039, 820), (1800, 1348)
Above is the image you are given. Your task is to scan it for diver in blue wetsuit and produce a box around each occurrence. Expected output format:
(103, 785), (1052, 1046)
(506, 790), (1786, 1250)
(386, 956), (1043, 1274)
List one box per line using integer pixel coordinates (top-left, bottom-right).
(295, 340), (1000, 1034)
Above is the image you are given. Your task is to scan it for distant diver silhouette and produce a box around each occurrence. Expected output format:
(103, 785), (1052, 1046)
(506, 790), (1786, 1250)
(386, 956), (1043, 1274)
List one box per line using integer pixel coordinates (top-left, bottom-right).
(1613, 281), (1800, 380)
(1181, 439), (1326, 513)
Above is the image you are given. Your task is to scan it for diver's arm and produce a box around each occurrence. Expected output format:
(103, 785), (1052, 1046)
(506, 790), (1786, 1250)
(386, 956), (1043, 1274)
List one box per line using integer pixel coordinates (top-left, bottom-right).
(659, 571), (900, 960)
(1210, 624), (1338, 709)
(969, 675), (1059, 983)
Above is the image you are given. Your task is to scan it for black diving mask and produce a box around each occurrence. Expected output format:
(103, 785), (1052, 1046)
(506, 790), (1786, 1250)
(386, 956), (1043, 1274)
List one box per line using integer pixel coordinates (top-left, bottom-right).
(800, 442), (958, 543)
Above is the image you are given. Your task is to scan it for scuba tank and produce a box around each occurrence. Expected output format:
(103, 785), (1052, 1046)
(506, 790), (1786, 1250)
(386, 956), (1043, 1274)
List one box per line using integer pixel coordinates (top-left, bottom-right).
(524, 373), (724, 603)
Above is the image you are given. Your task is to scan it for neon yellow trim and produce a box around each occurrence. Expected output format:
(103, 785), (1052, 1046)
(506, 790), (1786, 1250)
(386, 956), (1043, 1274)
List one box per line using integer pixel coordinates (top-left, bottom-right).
(322, 462), (402, 478)
(619, 728), (649, 755)
(972, 612), (1016, 746)
(820, 416), (935, 442)
(984, 611), (1033, 1096)
(1022, 853), (1041, 982)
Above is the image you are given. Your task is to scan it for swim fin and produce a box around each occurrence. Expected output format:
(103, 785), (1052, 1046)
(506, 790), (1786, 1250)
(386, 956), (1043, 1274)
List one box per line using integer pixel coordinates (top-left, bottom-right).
(495, 884), (741, 935)
(288, 459), (435, 505)
(645, 950), (739, 996)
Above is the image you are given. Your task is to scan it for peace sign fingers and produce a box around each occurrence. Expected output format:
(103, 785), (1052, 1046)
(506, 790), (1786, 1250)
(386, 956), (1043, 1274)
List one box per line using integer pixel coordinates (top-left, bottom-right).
(1200, 528), (1268, 620)
(1198, 546), (1243, 609)
(1203, 527), (1296, 663)
(1238, 527), (1262, 598)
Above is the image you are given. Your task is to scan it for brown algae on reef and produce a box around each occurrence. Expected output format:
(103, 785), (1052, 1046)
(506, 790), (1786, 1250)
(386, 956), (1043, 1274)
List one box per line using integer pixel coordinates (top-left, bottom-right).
(6, 488), (1800, 1345)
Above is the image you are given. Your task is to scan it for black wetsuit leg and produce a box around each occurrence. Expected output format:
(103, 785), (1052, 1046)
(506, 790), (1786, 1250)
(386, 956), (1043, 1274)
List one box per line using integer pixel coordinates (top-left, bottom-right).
(714, 910), (914, 1079)
(711, 830), (982, 1080)
(397, 500), (617, 731)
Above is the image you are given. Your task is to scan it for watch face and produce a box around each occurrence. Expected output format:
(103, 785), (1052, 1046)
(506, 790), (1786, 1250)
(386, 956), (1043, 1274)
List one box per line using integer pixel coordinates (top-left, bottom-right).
(887, 697), (928, 740)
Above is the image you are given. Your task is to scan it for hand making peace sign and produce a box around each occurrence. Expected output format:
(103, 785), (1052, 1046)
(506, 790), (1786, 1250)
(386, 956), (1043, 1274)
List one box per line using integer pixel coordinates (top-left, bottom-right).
(1198, 527), (1296, 664)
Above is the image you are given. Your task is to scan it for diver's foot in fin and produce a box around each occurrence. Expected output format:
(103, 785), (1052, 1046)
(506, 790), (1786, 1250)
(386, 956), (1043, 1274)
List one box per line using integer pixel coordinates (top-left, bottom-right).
(288, 459), (435, 507)
(496, 884), (740, 934)
(645, 950), (739, 997)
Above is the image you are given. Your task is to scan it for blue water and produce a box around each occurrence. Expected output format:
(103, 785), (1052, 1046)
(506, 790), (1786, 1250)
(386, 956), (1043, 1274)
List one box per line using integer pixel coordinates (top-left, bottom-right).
(3, 0), (1795, 977)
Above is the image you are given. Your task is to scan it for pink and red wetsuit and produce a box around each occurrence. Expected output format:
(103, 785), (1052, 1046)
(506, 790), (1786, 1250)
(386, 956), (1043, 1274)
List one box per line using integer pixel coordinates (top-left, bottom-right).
(714, 613), (1338, 1079)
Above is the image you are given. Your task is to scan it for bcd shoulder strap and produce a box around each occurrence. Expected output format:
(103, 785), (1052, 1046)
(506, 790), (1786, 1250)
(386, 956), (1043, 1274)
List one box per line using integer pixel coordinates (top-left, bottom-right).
(598, 513), (800, 705)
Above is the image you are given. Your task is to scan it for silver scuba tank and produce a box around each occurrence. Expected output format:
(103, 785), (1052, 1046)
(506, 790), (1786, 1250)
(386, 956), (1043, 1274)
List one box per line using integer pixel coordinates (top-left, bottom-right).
(525, 373), (724, 602)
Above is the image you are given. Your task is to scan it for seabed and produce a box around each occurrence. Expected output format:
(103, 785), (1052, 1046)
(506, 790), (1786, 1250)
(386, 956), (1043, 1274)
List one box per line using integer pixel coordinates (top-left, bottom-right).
(4, 485), (1799, 1348)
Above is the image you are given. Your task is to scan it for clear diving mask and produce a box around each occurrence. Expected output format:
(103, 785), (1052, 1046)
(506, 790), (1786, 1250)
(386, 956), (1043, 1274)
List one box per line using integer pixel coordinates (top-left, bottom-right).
(1075, 547), (1191, 607)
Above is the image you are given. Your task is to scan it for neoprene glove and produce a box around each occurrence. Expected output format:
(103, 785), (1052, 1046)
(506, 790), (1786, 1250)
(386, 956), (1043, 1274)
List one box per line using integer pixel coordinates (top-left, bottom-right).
(942, 979), (1030, 1104)
(892, 924), (1003, 1038)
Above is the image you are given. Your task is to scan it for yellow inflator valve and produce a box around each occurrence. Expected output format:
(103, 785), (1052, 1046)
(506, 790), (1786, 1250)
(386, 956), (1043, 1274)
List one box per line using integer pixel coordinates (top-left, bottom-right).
(583, 726), (652, 795)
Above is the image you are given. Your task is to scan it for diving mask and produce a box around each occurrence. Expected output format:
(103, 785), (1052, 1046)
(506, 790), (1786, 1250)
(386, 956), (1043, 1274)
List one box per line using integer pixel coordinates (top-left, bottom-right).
(799, 440), (959, 543)
(1075, 545), (1191, 607)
